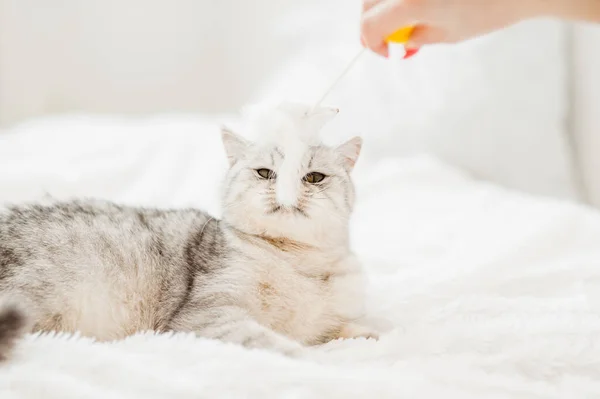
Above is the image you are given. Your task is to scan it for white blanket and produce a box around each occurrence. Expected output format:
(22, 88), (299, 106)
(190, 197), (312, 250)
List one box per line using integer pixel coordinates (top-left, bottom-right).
(1, 116), (599, 398)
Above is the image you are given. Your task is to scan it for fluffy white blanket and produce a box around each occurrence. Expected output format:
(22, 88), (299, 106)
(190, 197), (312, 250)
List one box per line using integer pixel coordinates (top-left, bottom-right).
(0, 117), (599, 398)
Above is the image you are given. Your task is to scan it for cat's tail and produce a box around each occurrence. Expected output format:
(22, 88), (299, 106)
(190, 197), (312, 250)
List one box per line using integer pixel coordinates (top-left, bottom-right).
(0, 301), (28, 361)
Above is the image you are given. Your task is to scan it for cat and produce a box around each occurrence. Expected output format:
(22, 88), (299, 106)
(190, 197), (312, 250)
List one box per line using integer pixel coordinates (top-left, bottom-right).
(0, 101), (377, 360)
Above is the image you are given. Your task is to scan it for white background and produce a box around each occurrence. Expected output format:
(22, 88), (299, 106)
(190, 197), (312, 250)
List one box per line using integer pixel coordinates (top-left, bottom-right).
(0, 0), (599, 205)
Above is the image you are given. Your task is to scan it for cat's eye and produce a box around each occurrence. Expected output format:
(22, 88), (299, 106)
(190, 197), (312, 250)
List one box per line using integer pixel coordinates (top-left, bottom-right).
(256, 168), (276, 180)
(303, 172), (326, 184)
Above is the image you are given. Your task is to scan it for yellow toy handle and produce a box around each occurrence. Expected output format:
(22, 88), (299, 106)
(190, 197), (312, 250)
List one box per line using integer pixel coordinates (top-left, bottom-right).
(385, 26), (415, 44)
(385, 26), (419, 59)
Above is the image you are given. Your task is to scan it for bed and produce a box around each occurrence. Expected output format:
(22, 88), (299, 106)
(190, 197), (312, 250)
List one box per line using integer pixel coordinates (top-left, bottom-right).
(1, 114), (599, 398)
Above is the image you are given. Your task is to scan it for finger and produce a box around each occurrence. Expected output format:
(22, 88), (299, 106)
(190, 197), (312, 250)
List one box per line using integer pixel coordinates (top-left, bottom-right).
(362, 0), (383, 12)
(406, 25), (447, 47)
(361, 0), (417, 57)
(361, 0), (384, 49)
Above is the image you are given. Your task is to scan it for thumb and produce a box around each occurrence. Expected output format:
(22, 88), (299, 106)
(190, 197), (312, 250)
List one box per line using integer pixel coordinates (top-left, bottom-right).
(361, 0), (418, 57)
(406, 25), (447, 47)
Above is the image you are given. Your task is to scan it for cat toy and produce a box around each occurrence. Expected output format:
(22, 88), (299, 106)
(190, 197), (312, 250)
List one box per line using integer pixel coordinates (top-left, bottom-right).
(311, 26), (416, 110)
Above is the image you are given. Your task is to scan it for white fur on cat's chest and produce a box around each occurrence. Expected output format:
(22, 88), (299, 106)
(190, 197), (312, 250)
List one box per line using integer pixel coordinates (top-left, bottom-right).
(241, 251), (366, 345)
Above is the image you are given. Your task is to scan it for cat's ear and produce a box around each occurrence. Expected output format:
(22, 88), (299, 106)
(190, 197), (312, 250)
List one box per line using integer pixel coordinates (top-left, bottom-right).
(221, 127), (249, 166)
(336, 136), (362, 171)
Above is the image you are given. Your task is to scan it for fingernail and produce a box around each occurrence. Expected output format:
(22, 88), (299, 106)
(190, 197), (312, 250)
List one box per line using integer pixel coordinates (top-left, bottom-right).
(403, 47), (419, 60)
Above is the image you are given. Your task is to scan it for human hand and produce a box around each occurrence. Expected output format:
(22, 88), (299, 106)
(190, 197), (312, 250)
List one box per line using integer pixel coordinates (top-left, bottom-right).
(360, 0), (548, 57)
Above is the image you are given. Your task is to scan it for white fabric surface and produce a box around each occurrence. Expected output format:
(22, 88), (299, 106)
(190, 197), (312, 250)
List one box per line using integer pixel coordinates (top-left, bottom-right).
(1, 116), (599, 398)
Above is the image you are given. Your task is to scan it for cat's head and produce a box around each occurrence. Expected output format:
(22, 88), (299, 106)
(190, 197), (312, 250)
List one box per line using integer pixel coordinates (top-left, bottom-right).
(220, 101), (362, 247)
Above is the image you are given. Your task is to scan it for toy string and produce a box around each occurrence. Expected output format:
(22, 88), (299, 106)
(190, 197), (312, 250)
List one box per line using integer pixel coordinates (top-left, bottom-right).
(310, 47), (367, 112)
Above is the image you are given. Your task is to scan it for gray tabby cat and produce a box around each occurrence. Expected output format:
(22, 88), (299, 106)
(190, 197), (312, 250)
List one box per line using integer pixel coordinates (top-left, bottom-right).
(0, 102), (376, 360)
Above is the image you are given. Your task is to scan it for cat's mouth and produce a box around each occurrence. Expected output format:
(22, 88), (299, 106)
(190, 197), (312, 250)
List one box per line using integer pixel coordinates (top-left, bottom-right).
(267, 205), (308, 218)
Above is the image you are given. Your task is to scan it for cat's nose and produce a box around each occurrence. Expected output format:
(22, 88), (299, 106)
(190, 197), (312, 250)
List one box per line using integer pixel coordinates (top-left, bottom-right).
(276, 179), (298, 208)
(274, 148), (302, 208)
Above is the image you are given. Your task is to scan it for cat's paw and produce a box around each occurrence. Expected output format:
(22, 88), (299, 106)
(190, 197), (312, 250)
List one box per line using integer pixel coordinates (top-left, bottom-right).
(337, 323), (379, 341)
(247, 332), (308, 358)
(280, 343), (309, 358)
